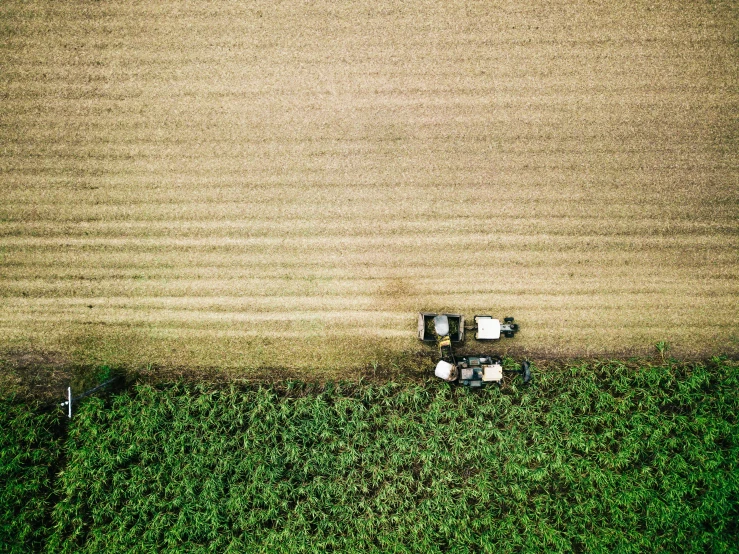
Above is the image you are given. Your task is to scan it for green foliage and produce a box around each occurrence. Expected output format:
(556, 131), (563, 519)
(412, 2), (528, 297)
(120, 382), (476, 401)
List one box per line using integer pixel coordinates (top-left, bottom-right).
(655, 341), (670, 362)
(69, 364), (118, 397)
(0, 400), (64, 553)
(4, 359), (739, 552)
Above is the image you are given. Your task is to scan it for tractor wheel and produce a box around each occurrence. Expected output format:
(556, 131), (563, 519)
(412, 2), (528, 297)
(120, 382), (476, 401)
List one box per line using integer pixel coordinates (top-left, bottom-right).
(504, 331), (514, 338)
(522, 361), (531, 383)
(504, 317), (514, 323)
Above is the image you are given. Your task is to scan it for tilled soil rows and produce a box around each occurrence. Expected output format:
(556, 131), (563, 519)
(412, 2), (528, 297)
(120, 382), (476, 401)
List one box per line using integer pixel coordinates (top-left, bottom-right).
(1, 0), (737, 374)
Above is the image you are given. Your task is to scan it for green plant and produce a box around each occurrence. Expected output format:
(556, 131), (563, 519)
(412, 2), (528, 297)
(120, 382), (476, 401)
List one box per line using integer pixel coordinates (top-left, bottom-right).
(36, 359), (739, 553)
(655, 341), (670, 362)
(0, 400), (64, 553)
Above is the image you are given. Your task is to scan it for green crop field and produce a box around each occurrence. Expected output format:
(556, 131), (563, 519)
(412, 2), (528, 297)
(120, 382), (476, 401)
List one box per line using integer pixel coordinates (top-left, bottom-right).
(2, 358), (737, 553)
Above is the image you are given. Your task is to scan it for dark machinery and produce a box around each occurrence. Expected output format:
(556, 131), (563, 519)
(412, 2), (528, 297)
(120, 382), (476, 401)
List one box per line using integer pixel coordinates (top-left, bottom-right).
(418, 313), (531, 386)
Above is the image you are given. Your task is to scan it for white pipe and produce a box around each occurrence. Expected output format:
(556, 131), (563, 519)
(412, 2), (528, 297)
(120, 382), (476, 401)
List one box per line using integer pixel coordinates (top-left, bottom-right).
(68, 386), (72, 419)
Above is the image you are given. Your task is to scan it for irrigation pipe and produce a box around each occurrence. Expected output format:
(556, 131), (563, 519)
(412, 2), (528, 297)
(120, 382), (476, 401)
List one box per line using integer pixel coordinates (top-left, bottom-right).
(59, 377), (119, 418)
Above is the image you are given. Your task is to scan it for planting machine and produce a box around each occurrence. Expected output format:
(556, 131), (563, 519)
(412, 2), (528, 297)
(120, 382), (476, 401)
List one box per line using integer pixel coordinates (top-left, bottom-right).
(418, 312), (531, 387)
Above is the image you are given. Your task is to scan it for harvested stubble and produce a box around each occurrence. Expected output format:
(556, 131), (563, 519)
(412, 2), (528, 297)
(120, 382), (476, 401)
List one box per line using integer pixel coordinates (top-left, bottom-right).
(1, 0), (738, 372)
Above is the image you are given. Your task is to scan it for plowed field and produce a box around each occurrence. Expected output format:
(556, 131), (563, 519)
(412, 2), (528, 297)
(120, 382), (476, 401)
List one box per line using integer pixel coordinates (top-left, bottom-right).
(2, 0), (737, 374)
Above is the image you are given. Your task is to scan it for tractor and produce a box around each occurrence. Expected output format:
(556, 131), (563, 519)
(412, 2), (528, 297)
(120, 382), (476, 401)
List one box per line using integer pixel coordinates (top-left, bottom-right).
(418, 313), (531, 387)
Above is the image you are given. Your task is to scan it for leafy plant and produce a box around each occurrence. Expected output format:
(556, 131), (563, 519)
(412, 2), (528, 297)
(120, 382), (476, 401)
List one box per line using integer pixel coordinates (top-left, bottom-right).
(655, 341), (670, 363)
(4, 359), (738, 553)
(0, 400), (64, 553)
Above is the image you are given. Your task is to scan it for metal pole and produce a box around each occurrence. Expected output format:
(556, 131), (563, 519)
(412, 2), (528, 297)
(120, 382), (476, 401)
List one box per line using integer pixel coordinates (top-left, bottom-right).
(68, 386), (72, 419)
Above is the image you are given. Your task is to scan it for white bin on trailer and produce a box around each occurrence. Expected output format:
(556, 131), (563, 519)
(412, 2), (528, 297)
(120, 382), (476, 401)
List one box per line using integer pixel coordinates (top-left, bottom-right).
(475, 317), (501, 340)
(435, 360), (456, 381)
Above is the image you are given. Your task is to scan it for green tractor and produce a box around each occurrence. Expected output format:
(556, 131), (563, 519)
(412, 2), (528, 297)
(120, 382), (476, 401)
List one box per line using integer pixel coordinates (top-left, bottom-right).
(418, 312), (531, 387)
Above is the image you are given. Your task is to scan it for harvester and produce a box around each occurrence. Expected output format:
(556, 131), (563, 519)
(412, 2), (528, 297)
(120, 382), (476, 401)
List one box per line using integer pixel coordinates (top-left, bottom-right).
(418, 312), (531, 387)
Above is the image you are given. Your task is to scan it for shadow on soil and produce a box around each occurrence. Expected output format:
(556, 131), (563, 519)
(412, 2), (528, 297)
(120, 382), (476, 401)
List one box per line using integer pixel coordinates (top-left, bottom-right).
(3, 343), (737, 405)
